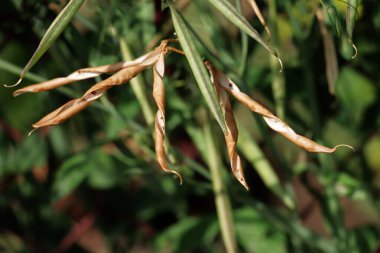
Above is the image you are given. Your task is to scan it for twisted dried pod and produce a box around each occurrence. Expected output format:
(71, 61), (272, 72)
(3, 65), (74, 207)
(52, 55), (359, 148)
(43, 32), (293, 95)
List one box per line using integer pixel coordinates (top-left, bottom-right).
(152, 50), (183, 183)
(13, 43), (166, 97)
(207, 62), (354, 154)
(207, 61), (249, 190)
(14, 40), (184, 182)
(14, 42), (168, 130)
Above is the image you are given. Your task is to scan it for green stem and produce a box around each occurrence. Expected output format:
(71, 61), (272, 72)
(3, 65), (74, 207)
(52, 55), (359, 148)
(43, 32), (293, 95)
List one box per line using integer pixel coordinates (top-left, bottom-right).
(237, 126), (295, 209)
(118, 38), (155, 125)
(236, 0), (248, 77)
(0, 58), (45, 83)
(203, 117), (237, 253)
(269, 0), (286, 119)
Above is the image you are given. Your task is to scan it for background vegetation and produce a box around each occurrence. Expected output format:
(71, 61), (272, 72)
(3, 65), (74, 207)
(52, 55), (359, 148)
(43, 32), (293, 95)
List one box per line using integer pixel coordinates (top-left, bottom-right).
(1, 0), (380, 252)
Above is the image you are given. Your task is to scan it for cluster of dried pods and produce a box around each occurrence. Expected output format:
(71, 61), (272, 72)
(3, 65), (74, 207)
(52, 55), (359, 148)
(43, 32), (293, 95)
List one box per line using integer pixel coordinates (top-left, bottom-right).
(12, 40), (352, 190)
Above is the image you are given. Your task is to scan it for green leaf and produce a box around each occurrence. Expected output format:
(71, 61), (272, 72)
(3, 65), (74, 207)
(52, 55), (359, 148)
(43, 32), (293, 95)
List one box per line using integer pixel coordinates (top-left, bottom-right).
(336, 67), (376, 124)
(87, 151), (120, 189)
(235, 208), (286, 253)
(154, 216), (217, 252)
(0, 134), (47, 176)
(53, 152), (89, 199)
(4, 0), (85, 87)
(205, 0), (281, 69)
(168, 1), (227, 134)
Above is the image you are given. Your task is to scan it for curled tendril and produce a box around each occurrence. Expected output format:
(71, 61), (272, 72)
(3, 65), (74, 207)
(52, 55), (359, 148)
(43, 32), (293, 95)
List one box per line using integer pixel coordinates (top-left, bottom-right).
(3, 78), (22, 88)
(278, 57), (283, 73)
(350, 41), (358, 59)
(332, 144), (356, 152)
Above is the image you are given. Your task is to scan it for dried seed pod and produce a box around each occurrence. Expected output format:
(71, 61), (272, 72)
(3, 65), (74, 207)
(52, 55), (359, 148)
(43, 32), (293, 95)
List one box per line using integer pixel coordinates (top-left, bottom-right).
(152, 51), (183, 183)
(32, 64), (146, 129)
(13, 43), (166, 96)
(18, 42), (169, 130)
(207, 61), (249, 190)
(208, 62), (353, 154)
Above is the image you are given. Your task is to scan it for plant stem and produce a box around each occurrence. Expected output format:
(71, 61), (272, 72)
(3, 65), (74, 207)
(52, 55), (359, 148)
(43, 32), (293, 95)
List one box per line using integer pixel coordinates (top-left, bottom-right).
(237, 126), (295, 209)
(236, 0), (249, 77)
(0, 58), (45, 83)
(118, 36), (155, 125)
(203, 117), (238, 253)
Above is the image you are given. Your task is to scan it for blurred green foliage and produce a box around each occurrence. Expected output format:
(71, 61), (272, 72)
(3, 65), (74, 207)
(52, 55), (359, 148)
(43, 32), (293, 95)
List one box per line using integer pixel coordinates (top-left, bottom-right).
(1, 0), (380, 252)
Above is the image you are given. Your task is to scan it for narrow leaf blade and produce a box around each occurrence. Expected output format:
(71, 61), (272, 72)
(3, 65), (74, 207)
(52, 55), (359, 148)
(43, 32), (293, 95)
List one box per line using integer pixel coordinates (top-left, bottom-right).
(4, 0), (85, 87)
(346, 0), (359, 40)
(168, 1), (227, 134)
(346, 0), (359, 58)
(206, 0), (281, 66)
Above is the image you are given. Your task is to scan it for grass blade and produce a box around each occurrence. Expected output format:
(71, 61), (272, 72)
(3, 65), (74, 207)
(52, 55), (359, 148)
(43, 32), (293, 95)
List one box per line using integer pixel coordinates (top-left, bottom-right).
(346, 0), (359, 58)
(168, 1), (227, 134)
(206, 0), (282, 71)
(237, 127), (294, 209)
(0, 58), (45, 83)
(4, 0), (85, 87)
(268, 0), (286, 117)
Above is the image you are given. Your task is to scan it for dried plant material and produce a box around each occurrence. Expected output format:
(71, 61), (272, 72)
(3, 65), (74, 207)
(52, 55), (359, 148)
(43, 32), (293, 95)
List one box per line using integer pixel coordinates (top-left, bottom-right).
(316, 8), (338, 95)
(207, 61), (249, 190)
(32, 98), (94, 129)
(208, 62), (354, 153)
(246, 0), (271, 39)
(29, 63), (148, 130)
(14, 42), (172, 132)
(12, 40), (186, 183)
(152, 51), (183, 184)
(13, 44), (165, 96)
